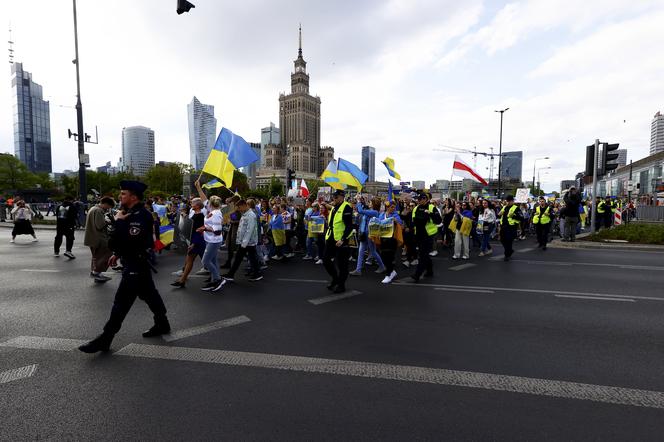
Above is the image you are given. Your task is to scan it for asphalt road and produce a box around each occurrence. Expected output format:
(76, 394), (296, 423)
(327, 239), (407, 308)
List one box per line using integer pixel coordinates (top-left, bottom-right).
(1, 228), (664, 441)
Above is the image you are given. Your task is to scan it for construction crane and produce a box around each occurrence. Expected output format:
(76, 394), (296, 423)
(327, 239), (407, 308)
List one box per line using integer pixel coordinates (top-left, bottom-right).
(433, 144), (517, 181)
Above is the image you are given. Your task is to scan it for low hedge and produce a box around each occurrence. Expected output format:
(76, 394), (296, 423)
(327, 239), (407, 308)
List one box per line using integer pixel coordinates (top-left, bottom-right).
(588, 223), (664, 245)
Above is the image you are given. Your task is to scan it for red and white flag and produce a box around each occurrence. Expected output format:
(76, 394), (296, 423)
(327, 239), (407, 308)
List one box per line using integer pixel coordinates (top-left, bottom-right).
(452, 155), (488, 186)
(300, 179), (310, 197)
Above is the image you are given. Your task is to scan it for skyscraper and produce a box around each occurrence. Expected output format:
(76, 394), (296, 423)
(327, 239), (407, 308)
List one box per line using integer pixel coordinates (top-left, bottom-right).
(188, 97), (217, 171)
(361, 146), (376, 182)
(11, 62), (52, 173)
(261, 122), (280, 167)
(616, 149), (627, 167)
(501, 151), (523, 181)
(122, 126), (155, 176)
(651, 112), (664, 155)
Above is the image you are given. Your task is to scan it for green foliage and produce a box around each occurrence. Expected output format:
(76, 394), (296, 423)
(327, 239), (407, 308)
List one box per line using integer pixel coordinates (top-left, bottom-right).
(589, 223), (664, 245)
(0, 153), (38, 191)
(269, 175), (284, 197)
(144, 162), (190, 195)
(244, 188), (270, 200)
(306, 179), (327, 197)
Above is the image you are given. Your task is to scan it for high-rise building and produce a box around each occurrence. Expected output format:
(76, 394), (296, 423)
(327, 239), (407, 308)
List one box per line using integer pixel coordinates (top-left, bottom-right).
(616, 149), (627, 168)
(361, 146), (376, 182)
(412, 180), (426, 190)
(261, 123), (280, 167)
(650, 112), (664, 155)
(11, 62), (52, 173)
(188, 96), (217, 171)
(122, 126), (155, 176)
(501, 151), (523, 181)
(560, 180), (576, 191)
(278, 26), (321, 175)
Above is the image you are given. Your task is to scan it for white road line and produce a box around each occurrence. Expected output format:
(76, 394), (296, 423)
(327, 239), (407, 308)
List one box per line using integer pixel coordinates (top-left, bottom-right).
(448, 263), (476, 271)
(19, 269), (60, 273)
(278, 278), (328, 284)
(0, 364), (38, 385)
(163, 316), (251, 343)
(393, 282), (664, 303)
(0, 336), (87, 351)
(436, 288), (494, 294)
(554, 295), (635, 303)
(488, 256), (503, 261)
(518, 248), (536, 253)
(114, 343), (664, 410)
(308, 291), (362, 305)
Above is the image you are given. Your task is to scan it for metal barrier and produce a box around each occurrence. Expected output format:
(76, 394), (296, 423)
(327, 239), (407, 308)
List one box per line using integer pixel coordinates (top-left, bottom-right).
(636, 206), (664, 221)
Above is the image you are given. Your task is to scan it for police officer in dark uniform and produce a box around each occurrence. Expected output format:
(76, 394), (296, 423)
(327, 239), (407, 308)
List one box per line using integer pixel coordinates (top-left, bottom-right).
(79, 181), (171, 353)
(498, 195), (524, 261)
(410, 193), (442, 282)
(323, 189), (354, 294)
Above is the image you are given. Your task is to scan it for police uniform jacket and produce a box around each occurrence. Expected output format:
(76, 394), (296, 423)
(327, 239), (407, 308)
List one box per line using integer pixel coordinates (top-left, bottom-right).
(109, 202), (154, 270)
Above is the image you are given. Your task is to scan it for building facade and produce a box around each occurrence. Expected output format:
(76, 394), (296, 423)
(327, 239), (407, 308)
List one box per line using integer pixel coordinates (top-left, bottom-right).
(412, 180), (426, 190)
(500, 151), (523, 181)
(599, 150), (664, 200)
(651, 112), (664, 155)
(188, 96), (217, 171)
(11, 63), (52, 173)
(121, 126), (155, 176)
(560, 180), (576, 191)
(260, 123), (280, 167)
(361, 146), (376, 182)
(616, 149), (628, 168)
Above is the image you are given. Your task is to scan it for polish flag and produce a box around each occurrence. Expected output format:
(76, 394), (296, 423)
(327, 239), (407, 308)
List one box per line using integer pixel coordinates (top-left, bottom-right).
(452, 155), (488, 185)
(300, 179), (310, 197)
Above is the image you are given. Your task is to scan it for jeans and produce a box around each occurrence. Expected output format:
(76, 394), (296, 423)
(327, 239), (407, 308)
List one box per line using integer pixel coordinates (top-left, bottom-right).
(454, 231), (470, 258)
(355, 238), (384, 272)
(202, 241), (222, 282)
(564, 217), (579, 240)
(481, 223), (494, 252)
(228, 245), (261, 278)
(306, 237), (317, 258)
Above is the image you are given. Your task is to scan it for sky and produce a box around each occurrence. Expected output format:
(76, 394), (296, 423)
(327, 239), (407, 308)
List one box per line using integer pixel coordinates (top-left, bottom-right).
(2, 0), (663, 192)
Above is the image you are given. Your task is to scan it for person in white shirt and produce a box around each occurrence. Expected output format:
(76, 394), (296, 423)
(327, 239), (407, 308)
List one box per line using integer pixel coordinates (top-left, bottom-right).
(200, 195), (225, 292)
(479, 199), (496, 256)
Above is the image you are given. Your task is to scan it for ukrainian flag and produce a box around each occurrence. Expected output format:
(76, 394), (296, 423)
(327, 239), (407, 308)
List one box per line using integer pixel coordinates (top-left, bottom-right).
(337, 158), (368, 190)
(202, 178), (224, 189)
(202, 128), (259, 187)
(381, 157), (401, 180)
(155, 225), (174, 251)
(320, 160), (346, 190)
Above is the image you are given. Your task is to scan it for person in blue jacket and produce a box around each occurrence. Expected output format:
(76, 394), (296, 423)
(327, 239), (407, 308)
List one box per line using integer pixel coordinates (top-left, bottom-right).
(378, 200), (403, 284)
(350, 197), (385, 276)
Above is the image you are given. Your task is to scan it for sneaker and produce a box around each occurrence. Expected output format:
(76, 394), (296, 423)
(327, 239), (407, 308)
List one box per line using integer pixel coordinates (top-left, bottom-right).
(54, 253), (60, 257)
(381, 275), (391, 283)
(195, 268), (210, 275)
(349, 270), (362, 276)
(32, 238), (38, 242)
(410, 259), (418, 266)
(315, 259), (323, 265)
(94, 274), (112, 283)
(285, 253), (295, 258)
(375, 267), (386, 274)
(201, 280), (221, 291)
(212, 279), (227, 291)
(171, 269), (184, 276)
(170, 280), (185, 288)
(248, 275), (263, 282)
(264, 255), (270, 261)
(9, 239), (14, 243)
(302, 255), (313, 260)
(260, 264), (268, 270)
(111, 265), (124, 272)
(429, 250), (438, 257)
(485, 249), (493, 255)
(64, 251), (76, 259)
(222, 275), (235, 282)
(90, 272), (99, 278)
(462, 256), (469, 260)
(452, 255), (459, 260)
(271, 255), (283, 261)
(389, 270), (397, 281)
(402, 261), (410, 268)
(478, 251), (485, 257)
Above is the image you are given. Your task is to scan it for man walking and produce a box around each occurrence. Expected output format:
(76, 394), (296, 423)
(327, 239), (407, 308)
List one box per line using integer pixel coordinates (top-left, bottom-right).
(323, 189), (353, 293)
(83, 196), (116, 283)
(498, 195), (523, 261)
(79, 181), (170, 353)
(223, 199), (263, 283)
(562, 187), (581, 241)
(54, 196), (78, 259)
(410, 193), (442, 282)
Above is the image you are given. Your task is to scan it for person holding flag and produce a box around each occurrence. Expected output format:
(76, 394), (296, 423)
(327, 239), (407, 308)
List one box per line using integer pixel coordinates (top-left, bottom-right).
(323, 189), (354, 293)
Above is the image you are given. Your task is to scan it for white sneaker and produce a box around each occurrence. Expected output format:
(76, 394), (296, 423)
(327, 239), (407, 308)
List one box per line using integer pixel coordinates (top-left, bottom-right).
(429, 250), (438, 257)
(349, 270), (361, 276)
(478, 251), (485, 257)
(10, 239), (14, 243)
(195, 268), (210, 275)
(452, 255), (459, 259)
(402, 261), (410, 268)
(172, 269), (184, 276)
(302, 255), (313, 260)
(315, 259), (323, 265)
(486, 249), (493, 255)
(410, 259), (418, 266)
(32, 238), (38, 242)
(462, 256), (469, 260)
(389, 270), (397, 281)
(381, 276), (390, 283)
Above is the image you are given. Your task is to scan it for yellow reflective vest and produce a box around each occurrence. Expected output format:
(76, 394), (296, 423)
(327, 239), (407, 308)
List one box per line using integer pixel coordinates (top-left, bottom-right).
(499, 204), (520, 226)
(412, 204), (439, 236)
(532, 205), (551, 225)
(326, 201), (350, 241)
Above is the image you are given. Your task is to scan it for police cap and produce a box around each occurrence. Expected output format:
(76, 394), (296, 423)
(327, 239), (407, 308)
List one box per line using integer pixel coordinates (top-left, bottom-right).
(332, 189), (346, 197)
(120, 180), (147, 198)
(505, 195), (515, 201)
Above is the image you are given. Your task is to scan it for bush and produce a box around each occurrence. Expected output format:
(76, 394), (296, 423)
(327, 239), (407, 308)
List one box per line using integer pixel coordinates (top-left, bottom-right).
(588, 223), (664, 245)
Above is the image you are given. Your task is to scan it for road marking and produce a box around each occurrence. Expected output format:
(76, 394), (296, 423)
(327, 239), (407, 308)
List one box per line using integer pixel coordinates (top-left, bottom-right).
(393, 282), (664, 303)
(554, 295), (635, 302)
(448, 263), (476, 271)
(163, 316), (251, 343)
(0, 364), (38, 385)
(518, 248), (536, 253)
(0, 336), (87, 351)
(436, 287), (494, 294)
(488, 256), (504, 261)
(507, 259), (664, 271)
(308, 291), (362, 305)
(278, 278), (328, 284)
(19, 269), (60, 273)
(114, 343), (664, 410)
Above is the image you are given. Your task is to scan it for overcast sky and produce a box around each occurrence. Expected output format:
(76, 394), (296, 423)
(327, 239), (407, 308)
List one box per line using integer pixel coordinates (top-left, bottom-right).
(2, 0), (663, 192)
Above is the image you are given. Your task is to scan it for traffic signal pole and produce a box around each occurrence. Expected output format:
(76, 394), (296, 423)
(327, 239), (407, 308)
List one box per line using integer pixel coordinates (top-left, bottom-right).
(590, 138), (600, 235)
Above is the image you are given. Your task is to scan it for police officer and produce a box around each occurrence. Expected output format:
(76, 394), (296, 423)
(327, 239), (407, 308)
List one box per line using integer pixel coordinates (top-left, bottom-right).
(498, 195), (523, 261)
(410, 193), (442, 282)
(323, 189), (353, 294)
(532, 196), (552, 250)
(603, 196), (615, 229)
(79, 181), (170, 353)
(595, 196), (606, 231)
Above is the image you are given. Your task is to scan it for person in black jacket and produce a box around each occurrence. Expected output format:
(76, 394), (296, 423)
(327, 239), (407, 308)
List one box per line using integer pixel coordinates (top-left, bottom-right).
(323, 189), (354, 294)
(79, 181), (170, 354)
(410, 193), (443, 282)
(562, 187), (581, 242)
(53, 196), (78, 259)
(498, 195), (524, 261)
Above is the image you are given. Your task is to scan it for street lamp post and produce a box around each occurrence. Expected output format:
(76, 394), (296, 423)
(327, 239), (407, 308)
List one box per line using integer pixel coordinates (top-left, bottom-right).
(72, 0), (86, 201)
(532, 157), (549, 196)
(495, 108), (509, 199)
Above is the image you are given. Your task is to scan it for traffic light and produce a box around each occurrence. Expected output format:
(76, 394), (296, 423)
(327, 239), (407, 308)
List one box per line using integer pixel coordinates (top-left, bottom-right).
(585, 144), (595, 177)
(287, 168), (295, 189)
(176, 0), (195, 14)
(601, 143), (620, 174)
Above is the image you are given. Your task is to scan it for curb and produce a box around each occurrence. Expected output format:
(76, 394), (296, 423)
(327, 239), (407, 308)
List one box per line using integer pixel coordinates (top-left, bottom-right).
(0, 223), (82, 231)
(548, 239), (664, 252)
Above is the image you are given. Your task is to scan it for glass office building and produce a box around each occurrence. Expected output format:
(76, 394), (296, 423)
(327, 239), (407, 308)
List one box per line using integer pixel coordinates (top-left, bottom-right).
(361, 146), (376, 182)
(121, 126), (155, 176)
(11, 63), (52, 173)
(188, 97), (217, 171)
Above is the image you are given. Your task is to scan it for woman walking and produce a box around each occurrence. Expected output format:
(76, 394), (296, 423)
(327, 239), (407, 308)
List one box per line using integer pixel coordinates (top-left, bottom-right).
(200, 196), (225, 292)
(10, 200), (38, 243)
(451, 201), (473, 260)
(379, 201), (403, 284)
(171, 198), (206, 288)
(350, 197), (385, 276)
(478, 199), (496, 256)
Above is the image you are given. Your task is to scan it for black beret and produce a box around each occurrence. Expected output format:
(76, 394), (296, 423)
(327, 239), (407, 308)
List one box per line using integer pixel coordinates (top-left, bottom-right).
(120, 180), (147, 196)
(332, 189), (346, 197)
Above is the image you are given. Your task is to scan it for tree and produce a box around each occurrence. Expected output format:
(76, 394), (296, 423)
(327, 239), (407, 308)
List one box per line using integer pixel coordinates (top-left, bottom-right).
(144, 162), (189, 195)
(269, 175), (284, 197)
(305, 179), (327, 198)
(0, 153), (37, 191)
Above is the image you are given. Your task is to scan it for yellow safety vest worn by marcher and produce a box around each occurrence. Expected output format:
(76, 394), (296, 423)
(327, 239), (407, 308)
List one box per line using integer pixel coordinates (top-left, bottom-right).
(499, 204), (520, 226)
(532, 205), (551, 224)
(411, 204), (439, 236)
(326, 201), (350, 241)
(597, 201), (606, 214)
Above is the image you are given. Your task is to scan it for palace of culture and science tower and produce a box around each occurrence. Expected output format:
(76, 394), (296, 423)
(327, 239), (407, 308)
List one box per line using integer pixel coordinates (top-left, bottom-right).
(257, 28), (334, 187)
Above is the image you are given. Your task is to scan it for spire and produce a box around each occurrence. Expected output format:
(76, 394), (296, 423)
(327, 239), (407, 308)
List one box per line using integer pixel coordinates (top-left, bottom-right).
(298, 24), (302, 58)
(8, 25), (15, 64)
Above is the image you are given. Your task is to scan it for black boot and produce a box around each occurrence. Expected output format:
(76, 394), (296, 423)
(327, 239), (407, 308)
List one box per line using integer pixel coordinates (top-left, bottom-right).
(142, 318), (171, 337)
(78, 333), (113, 353)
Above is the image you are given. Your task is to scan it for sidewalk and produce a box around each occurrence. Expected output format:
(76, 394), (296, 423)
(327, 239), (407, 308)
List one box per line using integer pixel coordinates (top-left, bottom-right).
(0, 221), (79, 231)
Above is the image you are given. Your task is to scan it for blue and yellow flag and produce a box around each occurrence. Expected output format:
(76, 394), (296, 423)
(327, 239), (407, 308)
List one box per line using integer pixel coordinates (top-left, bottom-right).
(387, 181), (394, 203)
(381, 157), (401, 180)
(202, 128), (259, 187)
(320, 160), (346, 190)
(337, 158), (368, 190)
(202, 179), (224, 189)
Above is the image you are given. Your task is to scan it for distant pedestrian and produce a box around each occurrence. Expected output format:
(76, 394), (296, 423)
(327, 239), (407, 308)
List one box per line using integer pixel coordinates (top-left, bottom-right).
(0, 195), (6, 222)
(84, 196), (116, 283)
(10, 200), (38, 243)
(54, 196), (78, 259)
(223, 199), (264, 283)
(562, 187), (581, 241)
(478, 199), (495, 256)
(323, 189), (354, 293)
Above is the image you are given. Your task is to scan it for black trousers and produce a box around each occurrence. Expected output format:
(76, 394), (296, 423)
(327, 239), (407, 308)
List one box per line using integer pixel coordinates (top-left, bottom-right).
(414, 235), (434, 278)
(323, 239), (350, 288)
(103, 269), (167, 336)
(228, 245), (261, 278)
(604, 213), (613, 228)
(380, 238), (397, 274)
(403, 230), (417, 261)
(501, 226), (518, 257)
(535, 223), (550, 248)
(54, 224), (75, 253)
